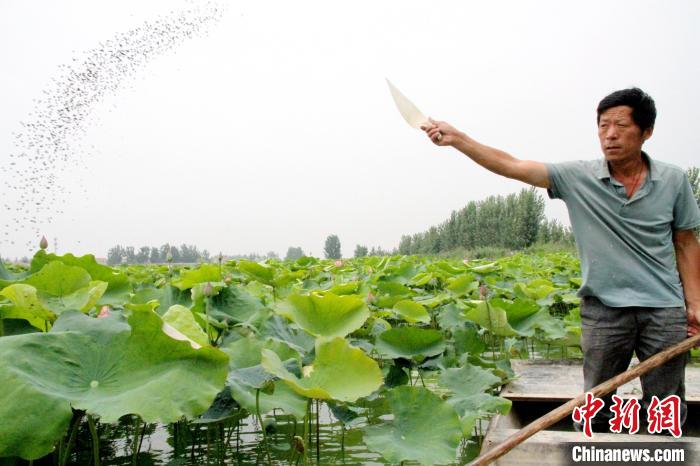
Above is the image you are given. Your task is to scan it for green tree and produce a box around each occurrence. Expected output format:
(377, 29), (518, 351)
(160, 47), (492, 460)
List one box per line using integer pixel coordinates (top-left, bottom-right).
(324, 235), (342, 259)
(285, 246), (304, 261)
(354, 244), (368, 258)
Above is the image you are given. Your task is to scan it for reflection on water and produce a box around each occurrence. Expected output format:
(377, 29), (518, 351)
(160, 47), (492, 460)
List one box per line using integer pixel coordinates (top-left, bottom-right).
(13, 395), (478, 465)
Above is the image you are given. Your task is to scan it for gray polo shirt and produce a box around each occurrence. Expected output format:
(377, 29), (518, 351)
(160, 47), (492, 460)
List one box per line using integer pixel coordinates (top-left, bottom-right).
(546, 152), (700, 308)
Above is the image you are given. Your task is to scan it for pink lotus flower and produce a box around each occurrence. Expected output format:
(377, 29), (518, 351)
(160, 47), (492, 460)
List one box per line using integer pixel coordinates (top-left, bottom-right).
(334, 260), (343, 267)
(97, 306), (111, 318)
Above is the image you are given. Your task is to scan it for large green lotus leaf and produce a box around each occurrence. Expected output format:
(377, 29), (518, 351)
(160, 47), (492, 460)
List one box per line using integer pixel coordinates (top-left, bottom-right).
(192, 387), (246, 425)
(362, 386), (462, 465)
(392, 300), (430, 324)
(513, 279), (556, 301)
(275, 292), (369, 339)
(0, 309), (228, 460)
(237, 260), (274, 285)
(162, 305), (209, 347)
(374, 327), (446, 360)
(41, 281), (108, 315)
(439, 364), (502, 397)
(462, 300), (518, 337)
(447, 274), (479, 297)
(259, 315), (315, 354)
(449, 392), (512, 435)
(29, 251), (131, 304)
(130, 285), (192, 314)
(193, 285), (267, 326)
(491, 298), (545, 337)
(171, 264), (222, 290)
(229, 380), (307, 420)
(453, 325), (487, 355)
(436, 302), (468, 330)
(261, 337), (382, 402)
(223, 335), (300, 370)
(0, 284), (55, 329)
(24, 261), (91, 296)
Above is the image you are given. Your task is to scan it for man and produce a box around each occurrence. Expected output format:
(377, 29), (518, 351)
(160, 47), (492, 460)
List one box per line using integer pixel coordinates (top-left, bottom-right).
(422, 88), (700, 431)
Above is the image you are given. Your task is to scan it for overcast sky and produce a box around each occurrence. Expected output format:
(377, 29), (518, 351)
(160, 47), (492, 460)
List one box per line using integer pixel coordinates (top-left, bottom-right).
(1, 0), (699, 260)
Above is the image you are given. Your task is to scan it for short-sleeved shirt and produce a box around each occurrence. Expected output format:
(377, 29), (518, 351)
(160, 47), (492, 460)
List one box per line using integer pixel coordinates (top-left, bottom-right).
(546, 152), (700, 308)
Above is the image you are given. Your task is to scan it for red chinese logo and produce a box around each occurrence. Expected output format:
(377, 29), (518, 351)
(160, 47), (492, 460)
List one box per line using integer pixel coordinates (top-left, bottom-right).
(609, 395), (640, 434)
(572, 393), (682, 438)
(647, 395), (682, 438)
(572, 392), (605, 438)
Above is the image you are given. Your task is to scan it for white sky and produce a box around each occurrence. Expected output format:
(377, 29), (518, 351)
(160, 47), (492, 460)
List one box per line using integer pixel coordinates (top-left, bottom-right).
(1, 0), (699, 259)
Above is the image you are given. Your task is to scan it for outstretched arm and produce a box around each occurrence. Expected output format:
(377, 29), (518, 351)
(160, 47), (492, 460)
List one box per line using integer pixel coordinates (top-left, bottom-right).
(422, 118), (550, 189)
(673, 229), (700, 337)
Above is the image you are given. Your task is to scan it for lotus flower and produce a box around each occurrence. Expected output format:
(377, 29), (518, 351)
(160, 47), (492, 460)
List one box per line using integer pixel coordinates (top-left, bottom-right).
(334, 260), (343, 267)
(203, 282), (214, 297)
(97, 306), (111, 318)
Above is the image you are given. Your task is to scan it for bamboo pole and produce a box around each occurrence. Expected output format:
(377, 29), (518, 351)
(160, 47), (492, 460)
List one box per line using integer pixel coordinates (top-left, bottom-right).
(468, 333), (700, 466)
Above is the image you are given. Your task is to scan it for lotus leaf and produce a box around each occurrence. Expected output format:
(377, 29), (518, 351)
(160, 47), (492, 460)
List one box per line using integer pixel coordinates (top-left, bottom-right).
(375, 327), (446, 360)
(172, 264), (221, 290)
(162, 304), (209, 347)
(275, 292), (369, 339)
(0, 309), (228, 460)
(0, 284), (54, 330)
(29, 251), (131, 304)
(261, 337), (383, 402)
(238, 260), (275, 284)
(462, 300), (518, 336)
(362, 386), (462, 465)
(447, 274), (479, 297)
(392, 300), (430, 324)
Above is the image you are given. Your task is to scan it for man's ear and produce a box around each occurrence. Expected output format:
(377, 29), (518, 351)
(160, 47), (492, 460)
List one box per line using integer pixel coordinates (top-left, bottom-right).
(642, 126), (654, 141)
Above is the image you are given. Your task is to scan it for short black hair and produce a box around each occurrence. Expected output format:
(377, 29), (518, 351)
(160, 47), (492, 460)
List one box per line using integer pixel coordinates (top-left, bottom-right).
(596, 87), (657, 132)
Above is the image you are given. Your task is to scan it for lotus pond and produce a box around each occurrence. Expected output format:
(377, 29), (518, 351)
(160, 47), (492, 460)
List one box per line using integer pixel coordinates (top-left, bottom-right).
(0, 250), (586, 465)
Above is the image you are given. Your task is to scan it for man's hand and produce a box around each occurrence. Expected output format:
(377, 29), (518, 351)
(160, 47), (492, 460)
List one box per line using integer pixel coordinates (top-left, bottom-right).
(420, 118), (462, 147)
(688, 307), (700, 336)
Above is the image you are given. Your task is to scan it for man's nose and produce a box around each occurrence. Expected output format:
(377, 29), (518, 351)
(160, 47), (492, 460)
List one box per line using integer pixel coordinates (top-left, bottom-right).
(604, 126), (618, 139)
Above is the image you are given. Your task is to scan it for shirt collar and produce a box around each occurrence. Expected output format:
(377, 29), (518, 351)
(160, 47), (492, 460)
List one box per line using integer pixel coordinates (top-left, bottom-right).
(596, 151), (660, 181)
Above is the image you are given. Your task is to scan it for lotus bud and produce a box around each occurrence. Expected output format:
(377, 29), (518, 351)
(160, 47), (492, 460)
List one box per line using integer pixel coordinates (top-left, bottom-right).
(334, 260), (343, 267)
(366, 291), (375, 304)
(203, 281), (214, 297)
(97, 306), (111, 318)
(479, 283), (489, 299)
(292, 435), (305, 455)
(39, 235), (48, 250)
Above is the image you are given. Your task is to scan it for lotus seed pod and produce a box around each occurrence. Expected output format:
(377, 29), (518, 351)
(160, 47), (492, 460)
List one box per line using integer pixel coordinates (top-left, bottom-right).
(203, 281), (214, 297)
(39, 235), (48, 250)
(224, 276), (232, 285)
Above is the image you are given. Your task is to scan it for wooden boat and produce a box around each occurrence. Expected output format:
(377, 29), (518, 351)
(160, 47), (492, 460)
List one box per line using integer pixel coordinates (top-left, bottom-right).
(480, 359), (700, 465)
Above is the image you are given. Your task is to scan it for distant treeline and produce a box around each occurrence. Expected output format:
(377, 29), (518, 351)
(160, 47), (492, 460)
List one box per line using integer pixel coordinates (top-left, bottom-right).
(397, 187), (573, 255)
(106, 243), (285, 265)
(106, 244), (211, 265)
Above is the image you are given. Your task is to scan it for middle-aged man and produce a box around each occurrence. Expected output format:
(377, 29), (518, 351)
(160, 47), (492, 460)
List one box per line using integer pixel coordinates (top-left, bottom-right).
(422, 88), (700, 432)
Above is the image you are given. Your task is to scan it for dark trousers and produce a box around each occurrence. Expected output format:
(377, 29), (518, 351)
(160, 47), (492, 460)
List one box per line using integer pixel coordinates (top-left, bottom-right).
(580, 296), (688, 429)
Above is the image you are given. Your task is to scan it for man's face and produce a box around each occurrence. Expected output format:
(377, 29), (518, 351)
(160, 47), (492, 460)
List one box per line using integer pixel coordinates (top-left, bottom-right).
(597, 105), (653, 163)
